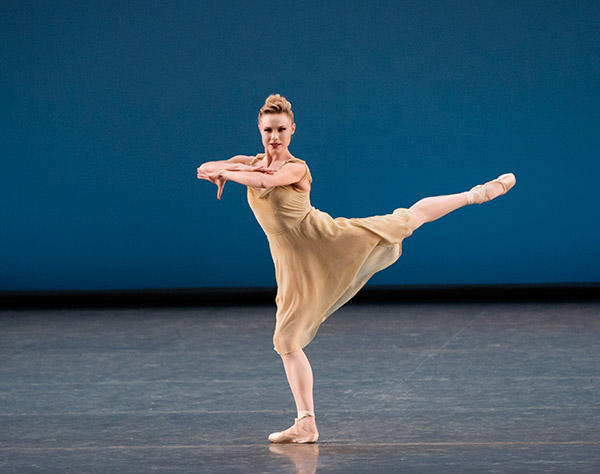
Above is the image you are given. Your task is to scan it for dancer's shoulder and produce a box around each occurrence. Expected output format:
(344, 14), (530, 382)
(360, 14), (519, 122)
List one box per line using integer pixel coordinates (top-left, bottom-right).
(280, 157), (312, 184)
(286, 156), (308, 166)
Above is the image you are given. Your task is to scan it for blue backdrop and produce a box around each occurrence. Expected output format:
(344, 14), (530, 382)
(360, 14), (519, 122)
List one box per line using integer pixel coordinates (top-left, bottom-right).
(2, 0), (598, 291)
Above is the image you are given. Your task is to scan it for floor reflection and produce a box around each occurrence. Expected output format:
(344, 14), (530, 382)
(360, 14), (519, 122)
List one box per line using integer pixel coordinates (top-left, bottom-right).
(269, 444), (320, 474)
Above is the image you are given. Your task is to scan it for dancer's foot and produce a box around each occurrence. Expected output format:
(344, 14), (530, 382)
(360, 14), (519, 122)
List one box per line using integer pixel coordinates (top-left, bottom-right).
(268, 414), (319, 443)
(466, 173), (516, 205)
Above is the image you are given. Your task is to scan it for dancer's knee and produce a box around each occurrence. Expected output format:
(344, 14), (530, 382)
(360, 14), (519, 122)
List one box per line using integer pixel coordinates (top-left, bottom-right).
(280, 348), (302, 358)
(408, 208), (425, 231)
(273, 335), (296, 357)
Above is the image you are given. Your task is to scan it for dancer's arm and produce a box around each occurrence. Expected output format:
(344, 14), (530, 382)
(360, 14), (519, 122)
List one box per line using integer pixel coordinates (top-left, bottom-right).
(219, 163), (306, 189)
(198, 155), (255, 173)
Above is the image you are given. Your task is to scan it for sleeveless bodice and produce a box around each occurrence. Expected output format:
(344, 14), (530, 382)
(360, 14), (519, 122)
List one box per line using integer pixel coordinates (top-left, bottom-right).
(242, 152), (415, 356)
(246, 154), (314, 235)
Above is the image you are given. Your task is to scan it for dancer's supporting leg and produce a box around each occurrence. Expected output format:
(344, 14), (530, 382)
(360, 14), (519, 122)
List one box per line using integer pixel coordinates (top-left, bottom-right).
(280, 349), (317, 422)
(268, 348), (319, 443)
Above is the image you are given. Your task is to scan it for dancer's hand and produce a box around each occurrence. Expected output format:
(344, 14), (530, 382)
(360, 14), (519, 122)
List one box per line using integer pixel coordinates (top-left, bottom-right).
(202, 169), (227, 200)
(197, 167), (222, 184)
(211, 171), (227, 200)
(214, 175), (226, 200)
(197, 167), (212, 180)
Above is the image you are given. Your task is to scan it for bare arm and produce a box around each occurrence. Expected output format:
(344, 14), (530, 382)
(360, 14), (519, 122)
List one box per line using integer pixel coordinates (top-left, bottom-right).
(198, 155), (255, 173)
(219, 162), (306, 189)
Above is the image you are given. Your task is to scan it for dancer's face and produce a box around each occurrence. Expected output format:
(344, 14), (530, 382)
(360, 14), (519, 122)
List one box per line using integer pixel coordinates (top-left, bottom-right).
(258, 113), (295, 156)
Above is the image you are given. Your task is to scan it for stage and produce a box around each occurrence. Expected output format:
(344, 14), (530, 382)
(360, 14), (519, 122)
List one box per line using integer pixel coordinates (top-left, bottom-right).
(2, 300), (599, 472)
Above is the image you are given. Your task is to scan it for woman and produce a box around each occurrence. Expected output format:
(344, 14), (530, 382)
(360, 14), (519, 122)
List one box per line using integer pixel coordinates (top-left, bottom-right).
(197, 94), (515, 444)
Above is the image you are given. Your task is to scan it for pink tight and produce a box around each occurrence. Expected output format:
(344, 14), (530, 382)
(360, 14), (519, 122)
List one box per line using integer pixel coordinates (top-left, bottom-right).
(280, 349), (315, 419)
(408, 191), (470, 231)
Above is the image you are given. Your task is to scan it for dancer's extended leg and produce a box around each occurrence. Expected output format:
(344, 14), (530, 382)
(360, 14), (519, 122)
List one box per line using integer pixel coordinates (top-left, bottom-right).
(409, 173), (515, 231)
(409, 191), (471, 230)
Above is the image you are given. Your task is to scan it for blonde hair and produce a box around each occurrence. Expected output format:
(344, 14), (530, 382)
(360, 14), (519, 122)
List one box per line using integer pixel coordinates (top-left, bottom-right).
(258, 93), (294, 124)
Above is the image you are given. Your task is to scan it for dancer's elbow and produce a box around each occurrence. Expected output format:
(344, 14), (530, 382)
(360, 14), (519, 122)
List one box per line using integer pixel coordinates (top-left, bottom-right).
(200, 155), (250, 172)
(198, 161), (222, 172)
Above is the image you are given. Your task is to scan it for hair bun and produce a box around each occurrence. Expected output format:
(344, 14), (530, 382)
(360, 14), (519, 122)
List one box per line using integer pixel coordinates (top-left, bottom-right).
(258, 93), (294, 123)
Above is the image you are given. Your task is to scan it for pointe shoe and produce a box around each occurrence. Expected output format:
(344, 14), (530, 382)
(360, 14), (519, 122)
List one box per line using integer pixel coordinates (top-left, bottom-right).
(268, 414), (319, 444)
(466, 173), (516, 205)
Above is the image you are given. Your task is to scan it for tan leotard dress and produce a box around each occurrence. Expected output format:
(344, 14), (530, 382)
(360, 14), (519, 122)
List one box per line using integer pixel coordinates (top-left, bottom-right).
(247, 153), (415, 355)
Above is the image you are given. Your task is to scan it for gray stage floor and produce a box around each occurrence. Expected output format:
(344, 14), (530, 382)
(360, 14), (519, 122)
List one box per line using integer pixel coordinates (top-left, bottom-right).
(1, 301), (599, 473)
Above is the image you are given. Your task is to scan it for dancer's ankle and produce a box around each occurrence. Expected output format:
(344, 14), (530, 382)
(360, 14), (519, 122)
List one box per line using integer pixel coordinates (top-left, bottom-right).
(462, 190), (474, 206)
(297, 410), (315, 419)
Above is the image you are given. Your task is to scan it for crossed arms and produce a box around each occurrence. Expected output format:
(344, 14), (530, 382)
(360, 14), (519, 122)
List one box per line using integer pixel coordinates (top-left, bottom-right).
(197, 155), (306, 200)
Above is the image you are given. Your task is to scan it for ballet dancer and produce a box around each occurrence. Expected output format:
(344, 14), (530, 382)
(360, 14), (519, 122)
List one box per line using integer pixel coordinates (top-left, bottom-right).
(197, 93), (515, 443)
